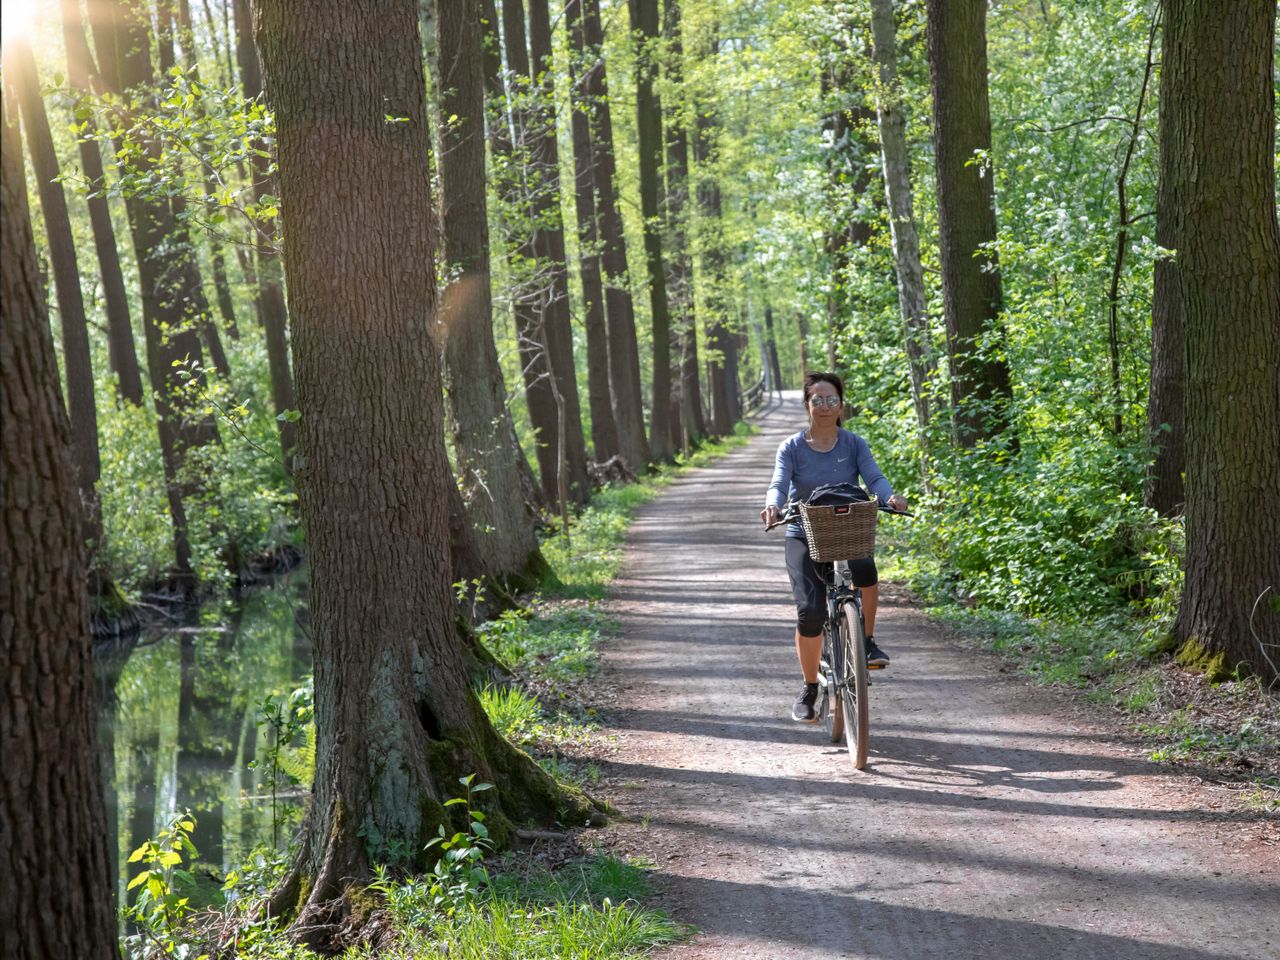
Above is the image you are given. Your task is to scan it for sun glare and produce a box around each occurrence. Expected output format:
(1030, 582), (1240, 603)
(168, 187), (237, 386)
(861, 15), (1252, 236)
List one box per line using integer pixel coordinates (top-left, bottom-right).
(1, 0), (42, 41)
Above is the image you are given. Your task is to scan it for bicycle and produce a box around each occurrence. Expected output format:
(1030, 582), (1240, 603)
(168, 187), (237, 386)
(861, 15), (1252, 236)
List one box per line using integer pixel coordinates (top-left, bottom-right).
(767, 487), (910, 770)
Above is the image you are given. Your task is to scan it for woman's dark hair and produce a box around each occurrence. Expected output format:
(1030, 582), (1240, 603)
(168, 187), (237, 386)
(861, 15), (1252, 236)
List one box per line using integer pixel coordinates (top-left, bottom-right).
(802, 371), (845, 426)
(802, 371), (844, 406)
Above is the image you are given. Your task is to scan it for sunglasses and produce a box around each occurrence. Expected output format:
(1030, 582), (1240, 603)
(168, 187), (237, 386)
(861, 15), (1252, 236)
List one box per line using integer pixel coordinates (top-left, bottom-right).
(808, 396), (842, 409)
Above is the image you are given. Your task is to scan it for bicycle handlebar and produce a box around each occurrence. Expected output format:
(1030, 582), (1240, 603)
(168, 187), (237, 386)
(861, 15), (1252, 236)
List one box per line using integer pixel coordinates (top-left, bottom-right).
(764, 501), (913, 531)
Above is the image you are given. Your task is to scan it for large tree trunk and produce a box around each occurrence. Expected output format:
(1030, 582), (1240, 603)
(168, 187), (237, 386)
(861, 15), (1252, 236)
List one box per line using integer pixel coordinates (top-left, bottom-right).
(663, 0), (706, 450)
(435, 0), (546, 590)
(870, 0), (935, 470)
(7, 36), (103, 545)
(252, 0), (589, 929)
(525, 0), (591, 503)
(100, 0), (222, 584)
(925, 0), (1015, 447)
(582, 0), (650, 471)
(1145, 11), (1185, 518)
(567, 0), (621, 463)
(59, 0), (145, 406)
(1165, 0), (1280, 682)
(630, 0), (675, 461)
(233, 0), (299, 468)
(1, 91), (121, 960)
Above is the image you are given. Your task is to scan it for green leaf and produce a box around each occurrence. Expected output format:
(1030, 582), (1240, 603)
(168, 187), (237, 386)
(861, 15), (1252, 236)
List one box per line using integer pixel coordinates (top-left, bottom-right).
(127, 870), (151, 891)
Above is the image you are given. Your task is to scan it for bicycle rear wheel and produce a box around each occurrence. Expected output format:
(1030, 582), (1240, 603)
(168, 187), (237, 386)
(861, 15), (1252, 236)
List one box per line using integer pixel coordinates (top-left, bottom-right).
(821, 624), (842, 743)
(839, 600), (870, 768)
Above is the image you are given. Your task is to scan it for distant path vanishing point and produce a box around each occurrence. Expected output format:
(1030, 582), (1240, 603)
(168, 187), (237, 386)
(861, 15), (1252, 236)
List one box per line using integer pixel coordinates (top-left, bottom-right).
(594, 391), (1279, 960)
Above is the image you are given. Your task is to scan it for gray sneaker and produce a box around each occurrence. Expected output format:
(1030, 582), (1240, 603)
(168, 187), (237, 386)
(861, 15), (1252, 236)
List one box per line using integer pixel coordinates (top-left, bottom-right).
(791, 682), (819, 722)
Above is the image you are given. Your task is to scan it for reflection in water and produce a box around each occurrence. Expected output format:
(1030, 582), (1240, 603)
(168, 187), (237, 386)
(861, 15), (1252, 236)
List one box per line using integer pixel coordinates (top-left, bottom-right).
(96, 571), (311, 904)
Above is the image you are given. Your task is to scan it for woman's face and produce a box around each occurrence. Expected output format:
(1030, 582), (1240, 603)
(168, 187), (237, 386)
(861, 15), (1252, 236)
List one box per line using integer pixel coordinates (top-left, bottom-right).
(807, 381), (842, 425)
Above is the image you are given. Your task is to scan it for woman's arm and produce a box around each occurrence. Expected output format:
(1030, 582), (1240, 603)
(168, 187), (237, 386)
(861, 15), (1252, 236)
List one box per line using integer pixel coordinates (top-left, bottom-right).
(766, 437), (794, 511)
(852, 434), (894, 503)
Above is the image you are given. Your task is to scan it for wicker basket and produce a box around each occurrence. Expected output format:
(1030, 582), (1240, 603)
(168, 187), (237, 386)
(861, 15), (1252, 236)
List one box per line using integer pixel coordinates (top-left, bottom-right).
(799, 497), (879, 562)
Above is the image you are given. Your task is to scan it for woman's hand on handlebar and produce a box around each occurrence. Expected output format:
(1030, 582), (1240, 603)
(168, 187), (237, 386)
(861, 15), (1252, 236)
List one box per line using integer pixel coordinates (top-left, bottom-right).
(887, 494), (908, 514)
(761, 504), (781, 528)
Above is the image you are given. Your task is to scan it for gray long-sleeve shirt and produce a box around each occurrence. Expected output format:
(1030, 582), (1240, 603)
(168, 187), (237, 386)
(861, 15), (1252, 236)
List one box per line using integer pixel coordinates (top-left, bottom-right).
(766, 429), (894, 538)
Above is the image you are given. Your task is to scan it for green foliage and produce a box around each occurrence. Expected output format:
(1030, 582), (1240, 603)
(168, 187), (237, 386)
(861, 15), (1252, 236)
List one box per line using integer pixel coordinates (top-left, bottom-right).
(122, 811), (205, 960)
(247, 679), (314, 849)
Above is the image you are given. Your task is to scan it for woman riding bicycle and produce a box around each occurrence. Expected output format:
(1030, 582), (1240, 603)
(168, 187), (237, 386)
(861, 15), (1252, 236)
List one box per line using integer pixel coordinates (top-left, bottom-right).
(760, 372), (908, 723)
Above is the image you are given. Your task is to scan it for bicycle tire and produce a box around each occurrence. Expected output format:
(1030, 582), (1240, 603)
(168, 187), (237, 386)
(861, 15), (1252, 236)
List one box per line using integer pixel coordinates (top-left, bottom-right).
(839, 600), (870, 769)
(821, 624), (842, 743)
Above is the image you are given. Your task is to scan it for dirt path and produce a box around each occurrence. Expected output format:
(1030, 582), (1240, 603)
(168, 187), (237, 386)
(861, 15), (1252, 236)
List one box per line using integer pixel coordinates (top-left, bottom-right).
(593, 393), (1278, 960)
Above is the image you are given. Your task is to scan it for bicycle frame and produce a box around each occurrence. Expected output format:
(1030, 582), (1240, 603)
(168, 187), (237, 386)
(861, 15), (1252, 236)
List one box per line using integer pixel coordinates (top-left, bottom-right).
(817, 560), (861, 714)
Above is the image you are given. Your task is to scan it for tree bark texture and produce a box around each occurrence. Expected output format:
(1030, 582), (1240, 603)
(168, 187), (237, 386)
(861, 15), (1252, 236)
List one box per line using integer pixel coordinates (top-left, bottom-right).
(583, 0), (650, 470)
(1, 92), (121, 960)
(663, 0), (706, 449)
(435, 0), (546, 590)
(566, 0), (620, 463)
(253, 0), (586, 923)
(870, 0), (934, 451)
(763, 305), (784, 394)
(525, 0), (591, 502)
(7, 35), (103, 543)
(234, 0), (299, 467)
(1145, 10), (1185, 517)
(59, 0), (145, 406)
(630, 0), (674, 461)
(102, 0), (222, 581)
(1164, 0), (1280, 681)
(925, 0), (1015, 447)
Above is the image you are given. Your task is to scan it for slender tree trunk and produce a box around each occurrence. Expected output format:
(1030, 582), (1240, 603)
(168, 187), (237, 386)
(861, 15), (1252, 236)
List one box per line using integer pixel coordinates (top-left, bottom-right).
(59, 0), (145, 406)
(7, 36), (102, 544)
(870, 0), (934, 466)
(795, 311), (809, 376)
(1165, 0), (1280, 682)
(693, 74), (733, 436)
(925, 0), (1015, 447)
(435, 0), (546, 590)
(100, 0), (222, 583)
(763, 305), (784, 394)
(583, 0), (650, 470)
(566, 0), (620, 463)
(1145, 11), (1185, 517)
(1, 91), (121, 960)
(663, 0), (706, 448)
(630, 0), (674, 460)
(526, 0), (591, 503)
(252, 0), (589, 931)
(233, 0), (298, 467)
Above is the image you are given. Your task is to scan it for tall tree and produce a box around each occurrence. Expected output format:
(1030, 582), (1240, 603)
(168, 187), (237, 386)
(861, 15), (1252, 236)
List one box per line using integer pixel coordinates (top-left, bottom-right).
(1145, 10), (1184, 517)
(435, 0), (547, 589)
(566, 0), (621, 463)
(663, 0), (706, 449)
(58, 0), (145, 406)
(233, 0), (299, 467)
(1, 90), (121, 960)
(583, 0), (650, 470)
(500, 0), (590, 506)
(251, 0), (588, 928)
(525, 0), (590, 501)
(925, 0), (1015, 447)
(6, 35), (102, 543)
(630, 0), (675, 460)
(98, 0), (222, 583)
(870, 0), (934, 464)
(1164, 0), (1280, 681)
(692, 49), (738, 436)
(763, 304), (784, 394)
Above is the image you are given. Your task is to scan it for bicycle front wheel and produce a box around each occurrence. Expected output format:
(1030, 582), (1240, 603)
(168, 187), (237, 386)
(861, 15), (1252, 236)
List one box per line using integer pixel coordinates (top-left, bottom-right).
(839, 600), (870, 769)
(821, 623), (843, 743)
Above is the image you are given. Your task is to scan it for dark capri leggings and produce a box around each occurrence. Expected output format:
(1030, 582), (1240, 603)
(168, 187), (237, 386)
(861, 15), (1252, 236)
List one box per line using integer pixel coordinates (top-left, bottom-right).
(785, 536), (878, 636)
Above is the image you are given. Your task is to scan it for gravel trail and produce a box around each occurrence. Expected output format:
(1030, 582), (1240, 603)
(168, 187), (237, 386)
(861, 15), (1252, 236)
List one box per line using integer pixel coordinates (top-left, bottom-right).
(594, 392), (1278, 960)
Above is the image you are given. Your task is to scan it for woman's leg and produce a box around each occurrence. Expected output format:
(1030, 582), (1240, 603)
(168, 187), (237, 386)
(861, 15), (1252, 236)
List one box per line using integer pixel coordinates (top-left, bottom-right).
(795, 629), (822, 683)
(862, 584), (877, 637)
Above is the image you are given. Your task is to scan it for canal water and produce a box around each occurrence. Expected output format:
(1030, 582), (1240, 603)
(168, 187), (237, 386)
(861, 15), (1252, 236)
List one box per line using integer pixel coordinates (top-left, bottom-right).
(95, 570), (311, 907)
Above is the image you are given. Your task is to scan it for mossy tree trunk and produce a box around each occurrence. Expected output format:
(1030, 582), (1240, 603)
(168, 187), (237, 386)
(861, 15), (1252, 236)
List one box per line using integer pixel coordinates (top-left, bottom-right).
(1, 91), (121, 960)
(1164, 0), (1280, 682)
(252, 0), (591, 930)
